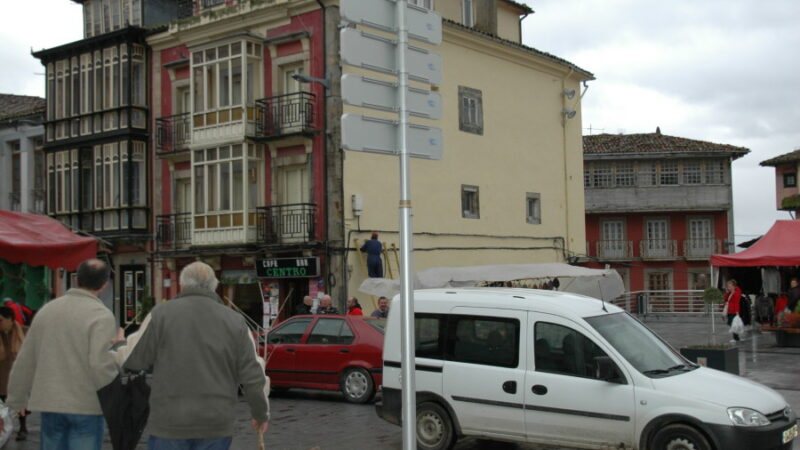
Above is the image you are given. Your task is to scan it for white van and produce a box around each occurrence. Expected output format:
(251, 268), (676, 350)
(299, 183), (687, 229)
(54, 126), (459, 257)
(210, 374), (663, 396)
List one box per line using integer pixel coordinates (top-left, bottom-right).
(376, 288), (797, 450)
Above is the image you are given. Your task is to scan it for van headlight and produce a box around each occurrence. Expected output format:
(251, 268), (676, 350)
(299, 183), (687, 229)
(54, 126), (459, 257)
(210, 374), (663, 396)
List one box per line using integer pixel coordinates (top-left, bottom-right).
(727, 407), (770, 426)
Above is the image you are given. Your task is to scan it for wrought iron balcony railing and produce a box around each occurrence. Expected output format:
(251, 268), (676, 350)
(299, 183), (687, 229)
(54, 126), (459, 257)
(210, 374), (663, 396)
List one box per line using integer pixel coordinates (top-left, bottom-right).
(595, 240), (634, 259)
(156, 113), (191, 155)
(156, 213), (192, 250)
(254, 92), (316, 138)
(639, 239), (678, 259)
(256, 203), (316, 245)
(683, 238), (722, 259)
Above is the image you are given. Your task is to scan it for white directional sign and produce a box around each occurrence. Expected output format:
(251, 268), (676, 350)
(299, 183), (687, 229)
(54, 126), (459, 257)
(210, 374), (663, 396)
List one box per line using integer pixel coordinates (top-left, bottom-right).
(342, 114), (443, 160)
(340, 28), (442, 86)
(340, 0), (442, 45)
(342, 74), (442, 120)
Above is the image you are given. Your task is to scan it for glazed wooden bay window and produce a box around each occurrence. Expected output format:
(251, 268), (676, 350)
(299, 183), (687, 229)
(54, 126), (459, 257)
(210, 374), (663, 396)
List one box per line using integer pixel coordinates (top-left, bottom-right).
(46, 141), (147, 232)
(191, 40), (262, 129)
(83, 0), (142, 38)
(45, 44), (146, 142)
(192, 143), (262, 244)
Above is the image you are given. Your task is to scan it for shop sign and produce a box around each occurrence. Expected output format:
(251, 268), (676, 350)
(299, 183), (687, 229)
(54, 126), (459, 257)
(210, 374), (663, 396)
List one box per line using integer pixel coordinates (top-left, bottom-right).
(256, 257), (320, 278)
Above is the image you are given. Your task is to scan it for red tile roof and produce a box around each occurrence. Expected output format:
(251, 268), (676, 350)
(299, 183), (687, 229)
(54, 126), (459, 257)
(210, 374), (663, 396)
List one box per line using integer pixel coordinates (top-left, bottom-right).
(583, 129), (749, 158)
(0, 94), (46, 122)
(760, 149), (800, 167)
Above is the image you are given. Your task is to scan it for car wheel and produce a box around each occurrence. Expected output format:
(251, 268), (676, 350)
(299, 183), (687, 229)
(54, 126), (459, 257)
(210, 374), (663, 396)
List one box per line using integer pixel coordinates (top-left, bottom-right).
(651, 424), (711, 450)
(416, 402), (455, 450)
(340, 367), (374, 404)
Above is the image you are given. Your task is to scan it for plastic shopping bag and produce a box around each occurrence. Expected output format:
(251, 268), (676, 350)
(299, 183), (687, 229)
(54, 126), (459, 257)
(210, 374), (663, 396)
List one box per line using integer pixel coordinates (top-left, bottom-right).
(0, 399), (14, 447)
(730, 315), (745, 335)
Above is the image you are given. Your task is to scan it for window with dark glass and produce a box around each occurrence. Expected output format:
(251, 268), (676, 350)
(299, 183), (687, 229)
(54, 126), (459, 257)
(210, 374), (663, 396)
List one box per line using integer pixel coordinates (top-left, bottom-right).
(449, 316), (519, 368)
(534, 322), (609, 378)
(307, 319), (355, 345)
(461, 184), (479, 219)
(268, 318), (312, 344)
(784, 173), (797, 188)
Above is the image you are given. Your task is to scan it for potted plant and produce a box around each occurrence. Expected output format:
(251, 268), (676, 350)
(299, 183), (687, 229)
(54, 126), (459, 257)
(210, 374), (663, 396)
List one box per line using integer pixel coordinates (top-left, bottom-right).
(679, 287), (739, 374)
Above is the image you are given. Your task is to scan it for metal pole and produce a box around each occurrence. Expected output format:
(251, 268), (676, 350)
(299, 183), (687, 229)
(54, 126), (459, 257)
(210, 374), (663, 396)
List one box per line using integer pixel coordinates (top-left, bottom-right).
(397, 1), (417, 449)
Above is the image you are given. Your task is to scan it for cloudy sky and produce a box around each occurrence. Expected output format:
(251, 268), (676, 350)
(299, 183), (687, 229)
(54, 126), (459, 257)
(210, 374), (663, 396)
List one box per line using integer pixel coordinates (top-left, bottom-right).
(2, 0), (798, 246)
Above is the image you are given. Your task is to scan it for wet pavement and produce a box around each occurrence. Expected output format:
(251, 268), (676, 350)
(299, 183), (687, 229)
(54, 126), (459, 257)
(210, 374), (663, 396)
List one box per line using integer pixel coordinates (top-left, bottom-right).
(3, 315), (799, 449)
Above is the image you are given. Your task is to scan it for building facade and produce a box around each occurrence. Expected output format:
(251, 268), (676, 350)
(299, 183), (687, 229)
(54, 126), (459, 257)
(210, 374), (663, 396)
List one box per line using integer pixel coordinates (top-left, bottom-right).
(34, 0), (185, 323)
(148, 0), (592, 319)
(581, 130), (748, 294)
(0, 95), (46, 214)
(760, 149), (800, 217)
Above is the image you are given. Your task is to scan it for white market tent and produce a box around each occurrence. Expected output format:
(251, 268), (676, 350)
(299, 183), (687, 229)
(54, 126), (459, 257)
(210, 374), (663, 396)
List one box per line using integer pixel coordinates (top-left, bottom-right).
(358, 263), (624, 301)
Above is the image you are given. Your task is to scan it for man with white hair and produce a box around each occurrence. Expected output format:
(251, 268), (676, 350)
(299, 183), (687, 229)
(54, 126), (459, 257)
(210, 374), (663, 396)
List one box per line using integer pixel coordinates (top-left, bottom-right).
(317, 295), (339, 315)
(124, 261), (269, 449)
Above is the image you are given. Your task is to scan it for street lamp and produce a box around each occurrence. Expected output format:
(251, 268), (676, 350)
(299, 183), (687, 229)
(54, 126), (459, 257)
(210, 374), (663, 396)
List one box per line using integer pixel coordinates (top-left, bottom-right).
(291, 73), (331, 90)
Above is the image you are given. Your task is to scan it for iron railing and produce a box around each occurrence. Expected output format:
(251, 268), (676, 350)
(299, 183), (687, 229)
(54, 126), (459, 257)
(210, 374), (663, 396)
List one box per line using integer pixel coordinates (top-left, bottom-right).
(683, 238), (722, 259)
(156, 113), (191, 154)
(8, 192), (20, 211)
(611, 290), (725, 315)
(156, 213), (192, 250)
(254, 92), (316, 138)
(639, 239), (678, 259)
(595, 240), (634, 259)
(256, 203), (316, 245)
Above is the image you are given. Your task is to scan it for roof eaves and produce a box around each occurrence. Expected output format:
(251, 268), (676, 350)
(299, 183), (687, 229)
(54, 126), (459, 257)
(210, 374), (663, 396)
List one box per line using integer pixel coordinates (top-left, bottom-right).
(500, 0), (534, 14)
(760, 149), (800, 167)
(443, 19), (593, 80)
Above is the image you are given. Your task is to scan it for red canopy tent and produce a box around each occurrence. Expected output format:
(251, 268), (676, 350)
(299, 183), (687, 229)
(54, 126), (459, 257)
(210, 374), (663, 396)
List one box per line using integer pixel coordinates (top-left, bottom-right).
(711, 220), (800, 267)
(0, 210), (98, 271)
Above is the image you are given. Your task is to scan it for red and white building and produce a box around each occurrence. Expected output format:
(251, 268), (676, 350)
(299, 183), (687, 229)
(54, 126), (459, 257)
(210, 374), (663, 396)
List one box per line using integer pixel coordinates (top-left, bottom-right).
(581, 129), (749, 295)
(760, 149), (800, 217)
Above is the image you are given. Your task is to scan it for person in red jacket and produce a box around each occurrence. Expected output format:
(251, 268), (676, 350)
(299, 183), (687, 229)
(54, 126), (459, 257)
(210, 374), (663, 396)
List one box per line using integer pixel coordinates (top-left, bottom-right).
(724, 279), (742, 341)
(346, 297), (363, 316)
(2, 299), (31, 326)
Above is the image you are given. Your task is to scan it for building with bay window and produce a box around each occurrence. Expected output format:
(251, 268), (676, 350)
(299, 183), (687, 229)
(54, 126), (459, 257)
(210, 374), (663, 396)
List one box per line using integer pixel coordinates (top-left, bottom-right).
(581, 129), (748, 300)
(0, 95), (46, 214)
(34, 0), (185, 324)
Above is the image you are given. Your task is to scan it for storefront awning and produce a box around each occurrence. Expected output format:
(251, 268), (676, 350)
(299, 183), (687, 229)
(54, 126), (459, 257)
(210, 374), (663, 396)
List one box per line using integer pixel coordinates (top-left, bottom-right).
(711, 220), (800, 267)
(0, 211), (98, 271)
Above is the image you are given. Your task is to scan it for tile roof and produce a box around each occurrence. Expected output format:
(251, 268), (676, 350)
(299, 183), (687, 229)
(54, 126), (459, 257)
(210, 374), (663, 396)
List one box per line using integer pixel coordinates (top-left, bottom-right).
(583, 129), (749, 158)
(760, 149), (800, 167)
(501, 0), (534, 14)
(443, 19), (594, 80)
(0, 94), (46, 122)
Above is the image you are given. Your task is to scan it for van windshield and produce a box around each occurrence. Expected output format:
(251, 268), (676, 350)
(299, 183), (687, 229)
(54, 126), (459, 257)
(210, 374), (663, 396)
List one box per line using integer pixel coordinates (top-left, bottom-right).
(585, 312), (695, 378)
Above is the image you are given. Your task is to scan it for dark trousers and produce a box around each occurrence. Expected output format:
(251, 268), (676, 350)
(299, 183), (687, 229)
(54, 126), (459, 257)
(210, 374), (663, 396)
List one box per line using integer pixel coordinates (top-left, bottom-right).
(727, 314), (740, 341)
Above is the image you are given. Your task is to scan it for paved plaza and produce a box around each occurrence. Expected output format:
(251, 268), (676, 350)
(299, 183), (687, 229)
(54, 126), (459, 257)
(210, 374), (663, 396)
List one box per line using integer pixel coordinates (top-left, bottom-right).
(4, 315), (799, 450)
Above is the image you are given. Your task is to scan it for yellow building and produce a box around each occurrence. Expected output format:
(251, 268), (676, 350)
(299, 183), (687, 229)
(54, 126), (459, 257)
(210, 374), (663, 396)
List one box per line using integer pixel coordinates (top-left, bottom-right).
(341, 0), (594, 302)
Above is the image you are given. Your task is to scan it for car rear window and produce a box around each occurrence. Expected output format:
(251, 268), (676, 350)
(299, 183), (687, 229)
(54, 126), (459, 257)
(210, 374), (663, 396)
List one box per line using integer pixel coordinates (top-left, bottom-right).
(365, 318), (386, 334)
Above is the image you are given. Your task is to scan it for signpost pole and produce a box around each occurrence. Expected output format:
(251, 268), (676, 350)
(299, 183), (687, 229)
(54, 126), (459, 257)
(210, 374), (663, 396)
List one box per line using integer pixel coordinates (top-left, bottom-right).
(397, 1), (417, 449)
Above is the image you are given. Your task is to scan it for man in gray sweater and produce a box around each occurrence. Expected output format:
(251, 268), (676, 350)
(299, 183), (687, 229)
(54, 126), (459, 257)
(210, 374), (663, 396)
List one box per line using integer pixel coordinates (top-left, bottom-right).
(124, 261), (269, 449)
(8, 258), (118, 450)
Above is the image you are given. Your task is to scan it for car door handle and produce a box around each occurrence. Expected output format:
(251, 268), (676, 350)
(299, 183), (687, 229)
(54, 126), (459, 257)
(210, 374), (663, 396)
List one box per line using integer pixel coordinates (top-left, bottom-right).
(339, 348), (350, 353)
(531, 384), (548, 395)
(285, 348), (296, 353)
(502, 381), (517, 394)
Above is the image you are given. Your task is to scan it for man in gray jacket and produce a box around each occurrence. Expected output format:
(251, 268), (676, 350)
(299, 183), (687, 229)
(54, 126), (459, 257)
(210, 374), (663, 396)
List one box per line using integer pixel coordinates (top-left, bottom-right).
(124, 261), (269, 449)
(8, 258), (118, 450)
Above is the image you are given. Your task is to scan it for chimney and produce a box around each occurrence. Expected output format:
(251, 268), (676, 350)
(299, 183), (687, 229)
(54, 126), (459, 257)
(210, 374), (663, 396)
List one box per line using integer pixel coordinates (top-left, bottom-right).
(474, 0), (498, 36)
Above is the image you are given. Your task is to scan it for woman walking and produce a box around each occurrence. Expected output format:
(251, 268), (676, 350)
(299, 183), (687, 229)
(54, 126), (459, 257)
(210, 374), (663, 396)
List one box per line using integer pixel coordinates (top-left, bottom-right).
(0, 306), (27, 440)
(724, 279), (742, 342)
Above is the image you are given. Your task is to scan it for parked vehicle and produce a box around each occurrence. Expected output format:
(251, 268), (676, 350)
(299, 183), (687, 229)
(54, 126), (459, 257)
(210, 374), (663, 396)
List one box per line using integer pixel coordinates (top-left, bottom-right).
(264, 315), (384, 403)
(377, 288), (797, 450)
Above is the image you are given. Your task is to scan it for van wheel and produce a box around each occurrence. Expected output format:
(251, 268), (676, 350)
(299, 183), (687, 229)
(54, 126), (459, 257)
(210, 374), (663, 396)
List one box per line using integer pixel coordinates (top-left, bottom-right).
(651, 424), (710, 450)
(340, 367), (374, 403)
(416, 402), (455, 450)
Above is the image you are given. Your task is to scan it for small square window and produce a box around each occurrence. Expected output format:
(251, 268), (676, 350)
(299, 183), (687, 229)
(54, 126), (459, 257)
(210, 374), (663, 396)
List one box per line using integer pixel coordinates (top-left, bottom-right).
(784, 173), (797, 188)
(461, 185), (479, 219)
(526, 193), (541, 224)
(458, 86), (483, 135)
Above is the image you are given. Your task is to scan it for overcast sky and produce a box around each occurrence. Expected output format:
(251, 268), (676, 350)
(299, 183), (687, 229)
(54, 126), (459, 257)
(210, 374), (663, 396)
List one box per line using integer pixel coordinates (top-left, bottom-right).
(2, 0), (797, 247)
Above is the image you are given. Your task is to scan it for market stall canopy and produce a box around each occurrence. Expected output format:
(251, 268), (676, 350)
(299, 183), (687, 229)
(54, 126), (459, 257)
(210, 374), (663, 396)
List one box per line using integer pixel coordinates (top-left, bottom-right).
(711, 220), (800, 267)
(0, 211), (97, 271)
(359, 263), (625, 301)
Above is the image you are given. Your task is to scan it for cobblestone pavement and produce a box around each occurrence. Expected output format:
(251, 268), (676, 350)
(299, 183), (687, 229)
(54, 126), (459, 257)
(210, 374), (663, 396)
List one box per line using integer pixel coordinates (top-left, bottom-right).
(4, 316), (799, 450)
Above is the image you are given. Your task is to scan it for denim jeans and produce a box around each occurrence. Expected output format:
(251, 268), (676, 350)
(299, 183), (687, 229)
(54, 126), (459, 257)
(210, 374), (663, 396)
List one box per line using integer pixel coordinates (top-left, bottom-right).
(40, 412), (104, 450)
(148, 436), (233, 450)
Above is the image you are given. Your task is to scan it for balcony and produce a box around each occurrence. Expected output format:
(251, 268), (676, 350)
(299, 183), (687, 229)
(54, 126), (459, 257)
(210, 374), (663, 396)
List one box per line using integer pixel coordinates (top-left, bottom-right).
(640, 239), (678, 259)
(254, 92), (317, 139)
(156, 113), (191, 155)
(156, 213), (192, 251)
(683, 238), (723, 259)
(595, 240), (634, 260)
(8, 192), (20, 212)
(256, 203), (316, 245)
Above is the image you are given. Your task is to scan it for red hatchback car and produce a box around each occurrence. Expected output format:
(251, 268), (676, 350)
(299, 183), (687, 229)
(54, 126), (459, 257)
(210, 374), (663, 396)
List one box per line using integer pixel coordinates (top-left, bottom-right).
(263, 315), (385, 403)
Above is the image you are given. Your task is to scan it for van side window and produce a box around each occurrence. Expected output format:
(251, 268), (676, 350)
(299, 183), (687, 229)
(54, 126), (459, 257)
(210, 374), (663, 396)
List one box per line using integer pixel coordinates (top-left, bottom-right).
(415, 314), (446, 359)
(447, 316), (519, 368)
(535, 322), (608, 379)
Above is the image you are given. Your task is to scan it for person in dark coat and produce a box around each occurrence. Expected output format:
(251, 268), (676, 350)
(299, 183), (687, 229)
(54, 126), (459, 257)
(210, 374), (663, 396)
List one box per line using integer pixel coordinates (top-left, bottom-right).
(788, 277), (800, 313)
(295, 296), (313, 315)
(361, 233), (384, 278)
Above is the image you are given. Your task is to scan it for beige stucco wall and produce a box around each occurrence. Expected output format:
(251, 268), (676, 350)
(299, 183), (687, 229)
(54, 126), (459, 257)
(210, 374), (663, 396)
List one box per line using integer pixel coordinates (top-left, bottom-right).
(496, 2), (522, 42)
(435, 0), (463, 24)
(342, 24), (588, 307)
